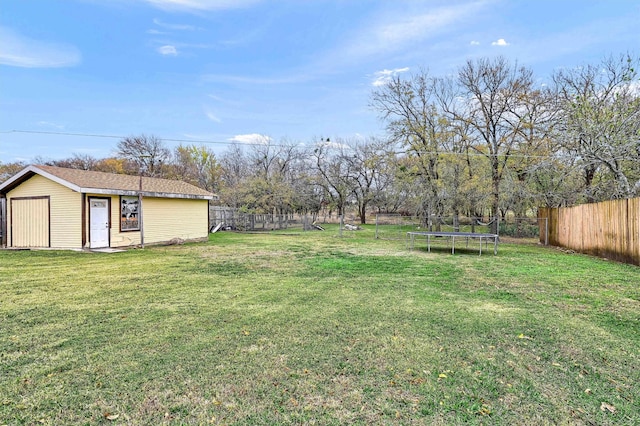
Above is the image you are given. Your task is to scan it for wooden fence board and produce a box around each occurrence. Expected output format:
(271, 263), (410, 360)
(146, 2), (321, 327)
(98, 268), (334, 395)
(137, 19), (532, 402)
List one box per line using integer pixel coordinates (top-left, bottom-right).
(539, 197), (640, 266)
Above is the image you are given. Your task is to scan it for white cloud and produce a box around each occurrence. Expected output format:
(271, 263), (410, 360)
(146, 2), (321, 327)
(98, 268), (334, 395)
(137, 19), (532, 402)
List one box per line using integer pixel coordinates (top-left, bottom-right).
(152, 18), (198, 31)
(205, 110), (222, 123)
(316, 138), (352, 150)
(144, 0), (261, 11)
(491, 38), (509, 46)
(372, 67), (410, 87)
(0, 27), (80, 68)
(470, 40), (480, 45)
(157, 45), (178, 55)
(229, 133), (272, 145)
(343, 2), (486, 60)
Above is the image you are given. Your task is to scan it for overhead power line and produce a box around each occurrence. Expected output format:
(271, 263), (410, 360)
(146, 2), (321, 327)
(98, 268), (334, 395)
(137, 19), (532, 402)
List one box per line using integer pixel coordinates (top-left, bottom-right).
(3, 129), (258, 146)
(2, 129), (574, 160)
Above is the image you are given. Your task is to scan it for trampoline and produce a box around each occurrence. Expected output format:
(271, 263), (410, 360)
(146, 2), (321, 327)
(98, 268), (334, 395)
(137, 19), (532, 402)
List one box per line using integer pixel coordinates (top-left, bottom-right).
(406, 231), (499, 255)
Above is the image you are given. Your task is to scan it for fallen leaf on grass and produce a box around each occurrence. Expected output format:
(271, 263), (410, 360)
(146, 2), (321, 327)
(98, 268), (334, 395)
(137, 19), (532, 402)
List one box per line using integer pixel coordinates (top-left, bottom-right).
(104, 413), (119, 420)
(600, 402), (616, 414)
(517, 333), (533, 340)
(477, 405), (492, 416)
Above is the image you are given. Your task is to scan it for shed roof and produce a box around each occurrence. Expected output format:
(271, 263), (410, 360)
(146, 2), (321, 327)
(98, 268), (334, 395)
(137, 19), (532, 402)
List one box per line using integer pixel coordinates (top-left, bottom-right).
(0, 165), (215, 200)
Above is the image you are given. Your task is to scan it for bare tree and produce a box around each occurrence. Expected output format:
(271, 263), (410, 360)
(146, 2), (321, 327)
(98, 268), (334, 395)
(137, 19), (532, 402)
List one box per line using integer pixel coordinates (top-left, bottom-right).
(38, 153), (99, 170)
(442, 57), (535, 230)
(310, 138), (355, 218)
(219, 144), (250, 209)
(116, 134), (171, 177)
(371, 71), (446, 220)
(503, 86), (560, 216)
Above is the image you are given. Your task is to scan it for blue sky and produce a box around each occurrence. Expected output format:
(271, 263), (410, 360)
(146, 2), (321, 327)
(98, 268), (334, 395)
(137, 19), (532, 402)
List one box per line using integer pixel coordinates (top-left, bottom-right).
(1, 0), (638, 163)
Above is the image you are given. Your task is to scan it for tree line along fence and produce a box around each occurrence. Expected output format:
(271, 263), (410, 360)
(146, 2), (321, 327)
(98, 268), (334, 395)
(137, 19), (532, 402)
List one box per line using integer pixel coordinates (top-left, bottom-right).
(539, 197), (640, 266)
(374, 214), (543, 241)
(209, 206), (321, 232)
(208, 207), (547, 241)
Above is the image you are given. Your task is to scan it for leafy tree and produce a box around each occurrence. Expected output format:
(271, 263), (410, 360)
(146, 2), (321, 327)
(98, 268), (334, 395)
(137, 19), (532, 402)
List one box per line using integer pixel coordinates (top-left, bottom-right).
(94, 157), (129, 174)
(245, 139), (302, 215)
(554, 54), (640, 199)
(0, 161), (26, 183)
(173, 144), (221, 193)
(530, 154), (583, 208)
(338, 137), (390, 224)
(371, 153), (412, 215)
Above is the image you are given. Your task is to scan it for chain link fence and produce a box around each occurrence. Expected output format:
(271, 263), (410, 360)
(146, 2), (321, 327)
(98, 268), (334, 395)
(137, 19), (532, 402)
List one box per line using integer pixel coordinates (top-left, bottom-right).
(374, 214), (547, 243)
(209, 207), (322, 232)
(207, 207), (547, 243)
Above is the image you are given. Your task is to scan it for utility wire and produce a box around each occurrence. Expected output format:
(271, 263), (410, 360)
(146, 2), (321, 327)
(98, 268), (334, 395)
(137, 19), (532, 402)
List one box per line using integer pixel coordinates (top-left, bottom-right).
(3, 129), (572, 160)
(2, 129), (261, 146)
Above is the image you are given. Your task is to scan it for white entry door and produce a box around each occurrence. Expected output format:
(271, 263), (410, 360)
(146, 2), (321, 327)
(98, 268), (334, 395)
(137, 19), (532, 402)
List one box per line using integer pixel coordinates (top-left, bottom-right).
(89, 198), (109, 248)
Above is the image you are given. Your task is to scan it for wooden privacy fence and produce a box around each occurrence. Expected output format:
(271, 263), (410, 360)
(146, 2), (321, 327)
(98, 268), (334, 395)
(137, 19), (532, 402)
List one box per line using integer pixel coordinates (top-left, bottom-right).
(539, 197), (640, 266)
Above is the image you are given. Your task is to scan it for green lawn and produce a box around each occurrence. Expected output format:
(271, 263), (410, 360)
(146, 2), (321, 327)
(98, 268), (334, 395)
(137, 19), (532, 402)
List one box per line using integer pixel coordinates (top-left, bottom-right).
(1, 227), (639, 425)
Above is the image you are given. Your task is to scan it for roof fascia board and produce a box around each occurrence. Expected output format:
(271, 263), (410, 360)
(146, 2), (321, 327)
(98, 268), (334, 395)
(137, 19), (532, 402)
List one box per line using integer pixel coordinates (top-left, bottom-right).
(0, 166), (213, 200)
(0, 165), (34, 192)
(82, 187), (213, 200)
(0, 165), (80, 193)
(33, 167), (83, 192)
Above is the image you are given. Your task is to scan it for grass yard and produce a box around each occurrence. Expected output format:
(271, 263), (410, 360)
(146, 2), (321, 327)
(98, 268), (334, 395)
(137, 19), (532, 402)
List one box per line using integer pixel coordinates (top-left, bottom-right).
(1, 226), (639, 425)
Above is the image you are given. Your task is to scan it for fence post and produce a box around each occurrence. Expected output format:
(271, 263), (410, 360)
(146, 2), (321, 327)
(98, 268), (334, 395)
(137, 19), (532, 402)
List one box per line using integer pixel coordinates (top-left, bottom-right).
(545, 217), (549, 246)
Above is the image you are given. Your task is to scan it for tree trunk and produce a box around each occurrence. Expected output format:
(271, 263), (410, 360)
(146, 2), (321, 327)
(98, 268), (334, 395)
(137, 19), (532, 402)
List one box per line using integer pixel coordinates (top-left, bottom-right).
(359, 202), (367, 225)
(491, 167), (500, 234)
